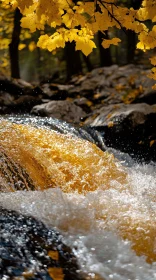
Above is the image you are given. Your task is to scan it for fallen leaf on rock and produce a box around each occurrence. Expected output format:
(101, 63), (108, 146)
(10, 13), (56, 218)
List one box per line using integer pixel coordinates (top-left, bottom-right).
(115, 84), (126, 91)
(108, 121), (114, 127)
(150, 140), (156, 147)
(48, 267), (64, 280)
(48, 250), (59, 261)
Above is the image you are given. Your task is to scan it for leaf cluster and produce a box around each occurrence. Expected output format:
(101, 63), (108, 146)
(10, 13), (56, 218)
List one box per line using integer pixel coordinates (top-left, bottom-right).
(1, 0), (156, 82)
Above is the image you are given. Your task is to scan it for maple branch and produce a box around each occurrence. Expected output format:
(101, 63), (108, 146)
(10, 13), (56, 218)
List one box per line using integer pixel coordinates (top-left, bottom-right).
(101, 1), (118, 6)
(98, 0), (123, 30)
(66, 0), (75, 10)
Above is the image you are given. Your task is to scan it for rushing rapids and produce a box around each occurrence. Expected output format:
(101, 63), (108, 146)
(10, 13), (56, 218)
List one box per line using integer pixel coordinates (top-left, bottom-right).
(0, 119), (126, 193)
(0, 116), (156, 279)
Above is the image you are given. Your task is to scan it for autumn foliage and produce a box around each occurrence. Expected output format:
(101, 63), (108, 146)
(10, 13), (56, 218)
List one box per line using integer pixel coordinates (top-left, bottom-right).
(1, 0), (156, 84)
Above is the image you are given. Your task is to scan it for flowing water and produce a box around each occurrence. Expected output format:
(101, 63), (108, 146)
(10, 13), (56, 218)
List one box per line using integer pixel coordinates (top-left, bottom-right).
(0, 116), (156, 280)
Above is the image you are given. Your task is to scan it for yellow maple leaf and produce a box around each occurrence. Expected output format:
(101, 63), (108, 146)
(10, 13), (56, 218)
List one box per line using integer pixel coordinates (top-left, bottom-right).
(75, 37), (96, 56)
(152, 84), (156, 89)
(102, 38), (121, 48)
(48, 250), (59, 261)
(37, 32), (65, 52)
(17, 0), (33, 12)
(115, 84), (125, 91)
(1, 0), (17, 9)
(148, 67), (156, 81)
(0, 38), (10, 49)
(37, 34), (49, 49)
(150, 140), (156, 147)
(28, 41), (36, 51)
(137, 41), (146, 51)
(0, 57), (9, 67)
(48, 268), (64, 280)
(62, 10), (74, 28)
(150, 56), (156, 66)
(108, 121), (114, 128)
(18, 43), (26, 50)
(21, 14), (44, 33)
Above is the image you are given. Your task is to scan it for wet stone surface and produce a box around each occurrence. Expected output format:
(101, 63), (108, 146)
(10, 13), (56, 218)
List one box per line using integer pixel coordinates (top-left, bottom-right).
(0, 207), (82, 280)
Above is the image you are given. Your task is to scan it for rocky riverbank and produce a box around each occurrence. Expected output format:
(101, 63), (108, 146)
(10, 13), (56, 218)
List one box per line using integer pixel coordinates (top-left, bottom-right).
(1, 64), (156, 162)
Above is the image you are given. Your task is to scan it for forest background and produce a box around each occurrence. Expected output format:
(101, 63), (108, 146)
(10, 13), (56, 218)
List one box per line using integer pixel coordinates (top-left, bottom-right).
(0, 0), (155, 84)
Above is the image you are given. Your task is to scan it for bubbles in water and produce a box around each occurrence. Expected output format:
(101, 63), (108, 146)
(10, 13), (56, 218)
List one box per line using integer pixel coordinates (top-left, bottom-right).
(0, 118), (156, 279)
(0, 160), (156, 280)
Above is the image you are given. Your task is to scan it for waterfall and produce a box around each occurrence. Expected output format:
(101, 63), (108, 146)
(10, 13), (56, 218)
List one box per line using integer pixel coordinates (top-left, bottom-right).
(0, 116), (156, 280)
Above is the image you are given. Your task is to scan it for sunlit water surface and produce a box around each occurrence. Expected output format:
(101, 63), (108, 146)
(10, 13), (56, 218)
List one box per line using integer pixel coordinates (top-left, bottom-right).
(0, 116), (156, 279)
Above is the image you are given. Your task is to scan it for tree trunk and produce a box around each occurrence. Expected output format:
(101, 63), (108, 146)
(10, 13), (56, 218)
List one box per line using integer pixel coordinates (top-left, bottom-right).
(82, 53), (93, 72)
(126, 0), (142, 63)
(9, 8), (22, 79)
(64, 41), (82, 81)
(127, 30), (136, 63)
(98, 31), (112, 67)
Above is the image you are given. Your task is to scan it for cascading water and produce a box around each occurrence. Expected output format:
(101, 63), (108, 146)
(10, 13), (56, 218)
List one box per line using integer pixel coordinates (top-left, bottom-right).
(0, 115), (156, 280)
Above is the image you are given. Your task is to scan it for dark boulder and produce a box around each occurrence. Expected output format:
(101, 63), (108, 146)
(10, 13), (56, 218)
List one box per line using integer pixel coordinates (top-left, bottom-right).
(85, 103), (156, 162)
(0, 78), (44, 114)
(10, 95), (42, 113)
(0, 207), (83, 280)
(134, 89), (156, 105)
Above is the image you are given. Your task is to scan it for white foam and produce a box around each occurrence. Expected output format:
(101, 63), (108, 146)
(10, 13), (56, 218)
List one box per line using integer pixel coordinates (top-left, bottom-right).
(0, 162), (156, 279)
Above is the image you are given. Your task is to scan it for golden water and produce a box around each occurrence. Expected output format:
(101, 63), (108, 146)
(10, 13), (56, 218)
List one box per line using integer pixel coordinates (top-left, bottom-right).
(0, 119), (156, 279)
(0, 120), (126, 193)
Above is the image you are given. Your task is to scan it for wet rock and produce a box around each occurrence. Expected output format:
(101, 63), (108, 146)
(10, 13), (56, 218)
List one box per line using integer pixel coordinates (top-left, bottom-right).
(31, 100), (87, 124)
(0, 78), (41, 100)
(0, 78), (45, 115)
(134, 89), (156, 105)
(85, 103), (156, 162)
(0, 92), (15, 114)
(41, 83), (53, 97)
(0, 78), (27, 96)
(0, 91), (15, 106)
(85, 103), (156, 126)
(1, 64), (156, 118)
(0, 207), (83, 280)
(73, 97), (92, 113)
(49, 83), (74, 92)
(41, 83), (71, 100)
(10, 95), (42, 113)
(63, 64), (155, 107)
(30, 86), (44, 97)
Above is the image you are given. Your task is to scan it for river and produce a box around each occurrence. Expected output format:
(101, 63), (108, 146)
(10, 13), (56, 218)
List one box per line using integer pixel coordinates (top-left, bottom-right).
(0, 116), (156, 280)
